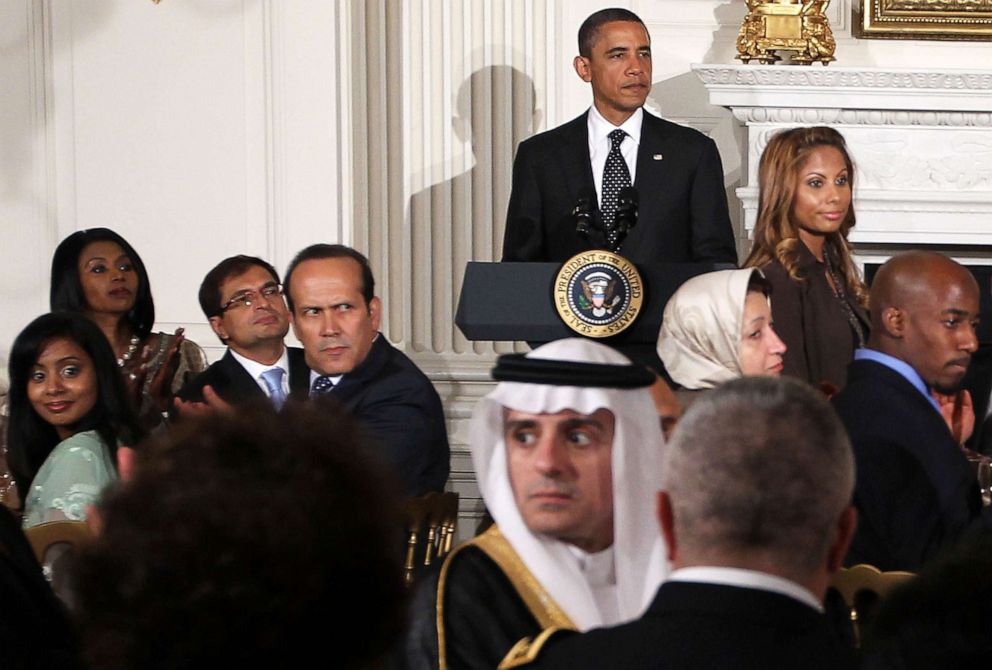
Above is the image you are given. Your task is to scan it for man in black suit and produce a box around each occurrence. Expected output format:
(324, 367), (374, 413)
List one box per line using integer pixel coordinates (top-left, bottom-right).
(177, 255), (309, 409)
(501, 8), (736, 265)
(512, 377), (857, 670)
(833, 251), (989, 572)
(284, 244), (449, 496)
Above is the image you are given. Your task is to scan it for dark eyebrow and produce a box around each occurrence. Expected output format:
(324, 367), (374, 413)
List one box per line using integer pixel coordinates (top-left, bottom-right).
(559, 418), (605, 431)
(604, 46), (629, 56)
(505, 419), (537, 432)
(54, 356), (83, 365)
(942, 308), (973, 317)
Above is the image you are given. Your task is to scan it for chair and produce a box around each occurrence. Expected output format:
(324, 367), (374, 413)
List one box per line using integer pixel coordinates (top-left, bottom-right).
(403, 491), (459, 586)
(830, 563), (915, 647)
(25, 520), (93, 565)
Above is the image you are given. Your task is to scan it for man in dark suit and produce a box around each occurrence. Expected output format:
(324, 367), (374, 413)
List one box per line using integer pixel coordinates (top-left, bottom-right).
(177, 256), (309, 409)
(501, 8), (736, 265)
(512, 377), (857, 670)
(833, 251), (989, 572)
(284, 244), (449, 496)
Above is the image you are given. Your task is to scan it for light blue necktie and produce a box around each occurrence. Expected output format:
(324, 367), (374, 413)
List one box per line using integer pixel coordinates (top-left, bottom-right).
(260, 368), (287, 409)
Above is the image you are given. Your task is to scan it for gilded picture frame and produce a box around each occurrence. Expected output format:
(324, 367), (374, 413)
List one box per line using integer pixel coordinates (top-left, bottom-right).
(855, 0), (992, 40)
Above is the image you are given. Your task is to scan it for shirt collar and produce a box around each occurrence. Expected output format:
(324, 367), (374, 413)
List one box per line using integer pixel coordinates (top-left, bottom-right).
(229, 346), (289, 382)
(855, 348), (941, 412)
(588, 105), (643, 150)
(566, 544), (616, 587)
(307, 333), (380, 389)
(668, 566), (823, 613)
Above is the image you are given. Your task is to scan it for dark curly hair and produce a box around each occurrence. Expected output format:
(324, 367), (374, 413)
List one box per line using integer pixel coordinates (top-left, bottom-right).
(72, 400), (407, 670)
(6, 312), (142, 498)
(50, 228), (155, 338)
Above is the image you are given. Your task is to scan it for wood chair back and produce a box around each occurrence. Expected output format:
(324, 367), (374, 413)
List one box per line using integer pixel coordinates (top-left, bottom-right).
(830, 563), (916, 647)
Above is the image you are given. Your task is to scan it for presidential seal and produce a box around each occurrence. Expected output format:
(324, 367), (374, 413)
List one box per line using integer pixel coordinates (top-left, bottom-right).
(553, 250), (644, 338)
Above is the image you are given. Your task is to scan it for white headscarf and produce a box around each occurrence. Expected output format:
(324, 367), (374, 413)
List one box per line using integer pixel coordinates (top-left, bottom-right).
(469, 338), (668, 631)
(657, 268), (762, 391)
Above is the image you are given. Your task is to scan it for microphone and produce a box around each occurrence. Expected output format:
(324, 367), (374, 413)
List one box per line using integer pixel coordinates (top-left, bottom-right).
(573, 188), (599, 240)
(610, 186), (639, 252)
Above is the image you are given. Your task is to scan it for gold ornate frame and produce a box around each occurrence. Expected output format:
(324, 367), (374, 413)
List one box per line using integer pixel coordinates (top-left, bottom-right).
(855, 0), (992, 40)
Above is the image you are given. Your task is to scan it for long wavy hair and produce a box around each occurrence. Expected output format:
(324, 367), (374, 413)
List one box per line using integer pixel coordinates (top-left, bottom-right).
(50, 228), (155, 339)
(743, 126), (868, 307)
(6, 312), (143, 498)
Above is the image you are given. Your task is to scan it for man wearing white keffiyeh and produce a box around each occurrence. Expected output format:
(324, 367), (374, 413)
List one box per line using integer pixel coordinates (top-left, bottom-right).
(402, 338), (667, 670)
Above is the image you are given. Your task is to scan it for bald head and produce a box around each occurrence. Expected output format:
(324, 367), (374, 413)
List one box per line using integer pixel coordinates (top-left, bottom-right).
(869, 251), (979, 393)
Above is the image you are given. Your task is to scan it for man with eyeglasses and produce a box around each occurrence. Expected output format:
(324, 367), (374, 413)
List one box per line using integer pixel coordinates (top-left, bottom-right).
(283, 243), (449, 496)
(176, 255), (310, 410)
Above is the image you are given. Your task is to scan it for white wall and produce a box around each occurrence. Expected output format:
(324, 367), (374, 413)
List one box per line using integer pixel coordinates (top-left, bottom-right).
(0, 0), (349, 370)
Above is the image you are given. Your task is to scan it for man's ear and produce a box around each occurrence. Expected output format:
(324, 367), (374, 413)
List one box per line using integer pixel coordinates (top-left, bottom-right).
(288, 308), (301, 339)
(826, 506), (858, 573)
(880, 306), (904, 338)
(208, 316), (228, 342)
(657, 491), (677, 563)
(574, 55), (592, 83)
(369, 296), (382, 332)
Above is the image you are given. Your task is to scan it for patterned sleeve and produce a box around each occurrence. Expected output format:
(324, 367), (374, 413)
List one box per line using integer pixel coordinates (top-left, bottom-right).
(173, 338), (209, 393)
(22, 433), (116, 527)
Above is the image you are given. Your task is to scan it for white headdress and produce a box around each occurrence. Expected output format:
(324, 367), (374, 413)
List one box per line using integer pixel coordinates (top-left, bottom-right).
(658, 268), (763, 390)
(469, 338), (668, 630)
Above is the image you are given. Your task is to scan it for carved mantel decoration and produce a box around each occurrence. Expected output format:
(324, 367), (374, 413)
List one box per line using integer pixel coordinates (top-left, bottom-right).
(855, 0), (992, 41)
(737, 0), (836, 65)
(694, 64), (992, 252)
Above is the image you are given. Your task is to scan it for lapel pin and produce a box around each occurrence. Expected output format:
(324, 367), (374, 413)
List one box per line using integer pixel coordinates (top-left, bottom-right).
(653, 154), (663, 161)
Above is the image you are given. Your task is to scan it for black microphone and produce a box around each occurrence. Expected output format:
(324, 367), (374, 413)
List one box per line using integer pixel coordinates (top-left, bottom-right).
(611, 186), (639, 251)
(573, 188), (599, 239)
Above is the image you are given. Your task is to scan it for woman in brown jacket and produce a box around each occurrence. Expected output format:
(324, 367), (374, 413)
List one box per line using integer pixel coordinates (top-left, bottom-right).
(744, 126), (869, 391)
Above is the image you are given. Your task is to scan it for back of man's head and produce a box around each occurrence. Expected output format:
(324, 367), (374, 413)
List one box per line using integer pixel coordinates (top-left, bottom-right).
(72, 401), (406, 670)
(663, 377), (854, 582)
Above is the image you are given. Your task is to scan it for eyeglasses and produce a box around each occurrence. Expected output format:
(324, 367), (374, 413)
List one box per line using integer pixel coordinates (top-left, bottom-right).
(219, 283), (284, 312)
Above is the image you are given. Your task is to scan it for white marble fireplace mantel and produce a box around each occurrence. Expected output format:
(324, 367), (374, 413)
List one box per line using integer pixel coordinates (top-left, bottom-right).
(693, 64), (992, 252)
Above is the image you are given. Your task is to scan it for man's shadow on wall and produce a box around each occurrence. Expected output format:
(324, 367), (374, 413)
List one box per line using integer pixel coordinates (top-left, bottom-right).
(405, 65), (540, 355)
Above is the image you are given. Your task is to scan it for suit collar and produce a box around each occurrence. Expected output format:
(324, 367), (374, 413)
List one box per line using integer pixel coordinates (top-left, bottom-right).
(853, 349), (939, 412)
(633, 110), (672, 189)
(286, 347), (310, 393)
(647, 581), (825, 626)
(321, 334), (390, 398)
(557, 113), (596, 206)
(668, 566), (822, 612)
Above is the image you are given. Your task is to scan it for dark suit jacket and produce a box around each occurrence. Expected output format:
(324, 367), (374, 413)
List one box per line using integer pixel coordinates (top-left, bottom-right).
(176, 346), (310, 405)
(832, 359), (987, 571)
(319, 336), (450, 497)
(501, 110), (737, 265)
(530, 581), (854, 670)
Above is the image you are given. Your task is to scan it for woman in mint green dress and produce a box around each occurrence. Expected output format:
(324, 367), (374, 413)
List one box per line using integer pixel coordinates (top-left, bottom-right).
(6, 313), (142, 527)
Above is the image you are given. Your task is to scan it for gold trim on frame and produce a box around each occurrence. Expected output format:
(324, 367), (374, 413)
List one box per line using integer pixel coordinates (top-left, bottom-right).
(855, 0), (992, 40)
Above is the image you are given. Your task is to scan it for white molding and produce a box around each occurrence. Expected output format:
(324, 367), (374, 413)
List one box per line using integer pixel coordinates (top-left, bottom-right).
(27, 0), (60, 265)
(693, 64), (992, 112)
(49, 0), (77, 240)
(731, 107), (992, 127)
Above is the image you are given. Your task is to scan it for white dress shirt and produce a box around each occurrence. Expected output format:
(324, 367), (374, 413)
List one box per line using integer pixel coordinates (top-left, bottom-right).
(567, 544), (621, 625)
(229, 347), (290, 399)
(587, 105), (643, 206)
